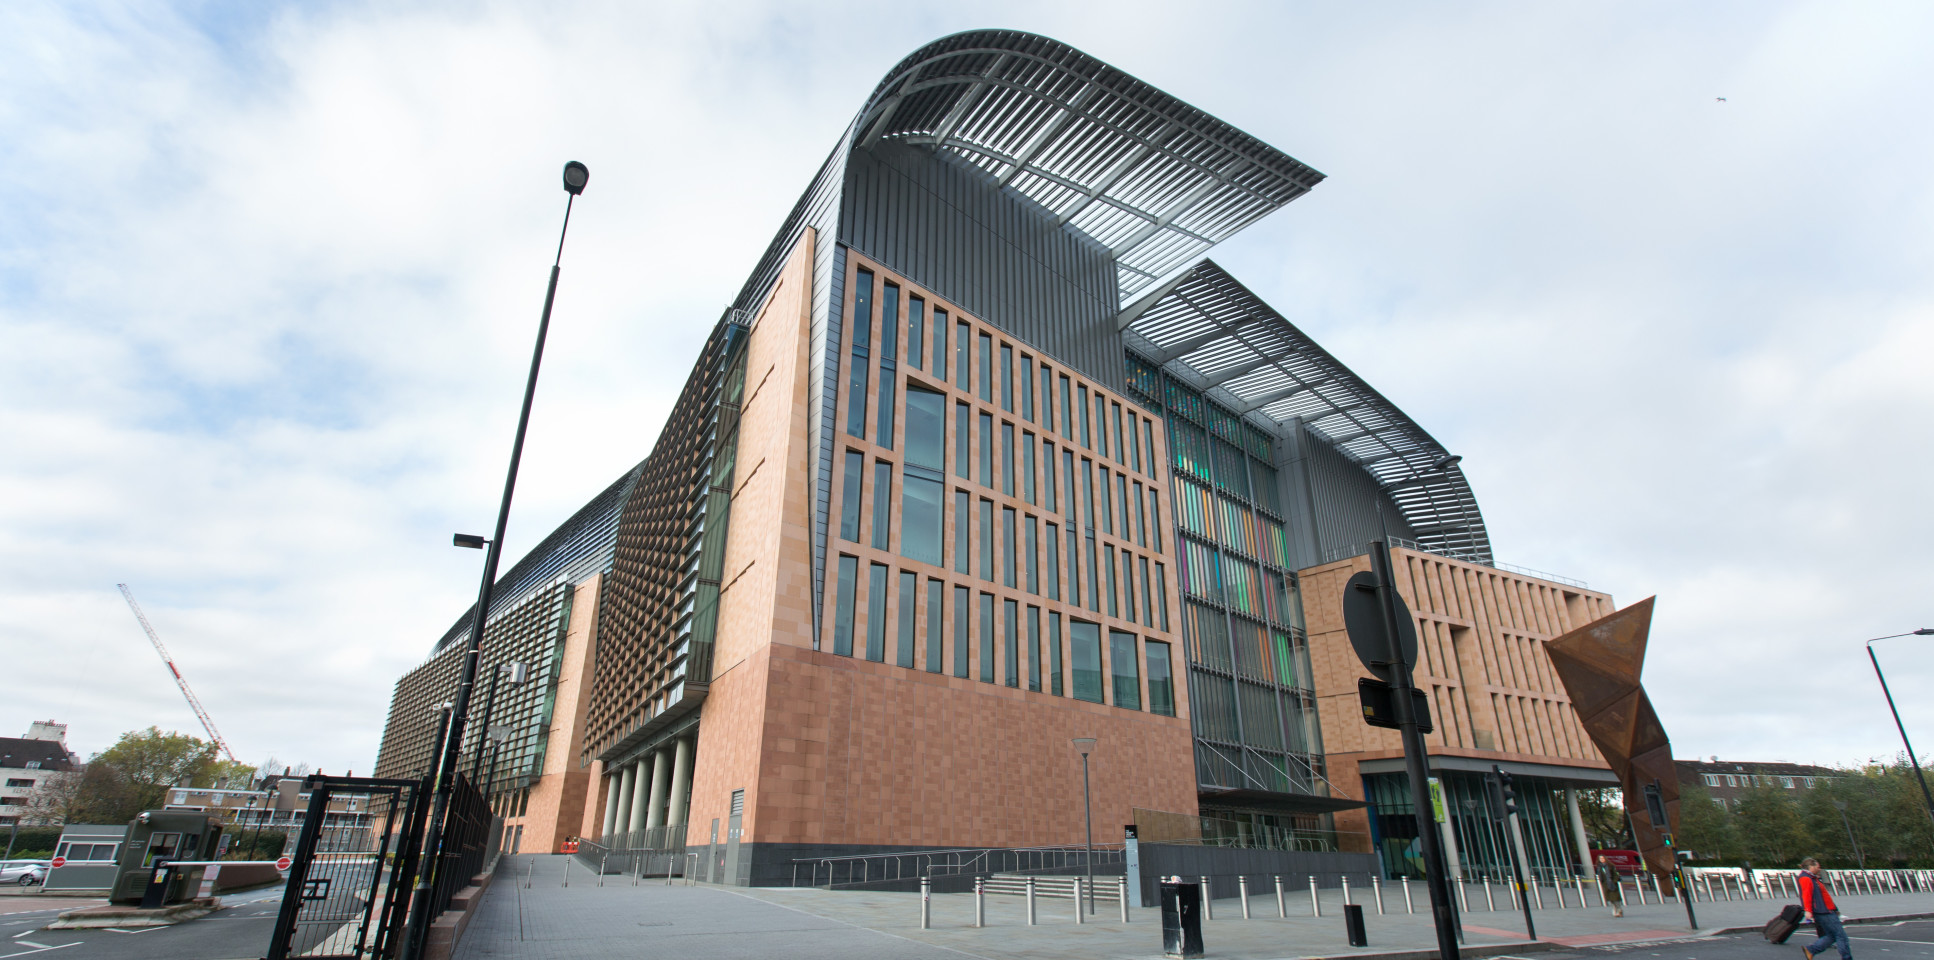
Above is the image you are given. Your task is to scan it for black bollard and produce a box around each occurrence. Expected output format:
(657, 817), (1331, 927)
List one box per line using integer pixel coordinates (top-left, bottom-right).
(1344, 903), (1368, 947)
(1160, 878), (1204, 959)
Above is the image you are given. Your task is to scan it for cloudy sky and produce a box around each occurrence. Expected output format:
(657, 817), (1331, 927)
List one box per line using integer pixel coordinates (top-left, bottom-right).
(4, 1), (1930, 776)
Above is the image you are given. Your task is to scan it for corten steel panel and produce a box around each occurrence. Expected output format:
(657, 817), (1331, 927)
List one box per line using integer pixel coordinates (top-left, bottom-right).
(1543, 598), (1679, 877)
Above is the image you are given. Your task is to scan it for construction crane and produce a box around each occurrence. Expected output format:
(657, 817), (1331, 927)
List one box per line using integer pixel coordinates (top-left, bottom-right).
(117, 583), (239, 763)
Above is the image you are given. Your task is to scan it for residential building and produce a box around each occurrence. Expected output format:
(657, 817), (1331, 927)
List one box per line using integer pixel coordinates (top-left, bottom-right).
(1676, 758), (1837, 809)
(0, 720), (80, 825)
(374, 29), (1640, 885)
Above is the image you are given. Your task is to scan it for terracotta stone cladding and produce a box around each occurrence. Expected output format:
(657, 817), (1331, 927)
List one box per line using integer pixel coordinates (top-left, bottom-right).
(1297, 546), (1617, 852)
(679, 240), (1197, 870)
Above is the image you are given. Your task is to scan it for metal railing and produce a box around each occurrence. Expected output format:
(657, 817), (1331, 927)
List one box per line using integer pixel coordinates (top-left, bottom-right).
(1133, 807), (1341, 853)
(792, 843), (1126, 888)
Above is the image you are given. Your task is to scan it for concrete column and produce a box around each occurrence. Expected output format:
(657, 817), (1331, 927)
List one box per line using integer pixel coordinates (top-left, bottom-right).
(645, 748), (673, 830)
(612, 763), (638, 839)
(627, 757), (651, 834)
(666, 737), (694, 827)
(601, 770), (623, 838)
(1567, 787), (1593, 874)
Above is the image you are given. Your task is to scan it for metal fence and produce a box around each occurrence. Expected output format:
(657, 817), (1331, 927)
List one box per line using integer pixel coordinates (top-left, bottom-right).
(792, 843), (1126, 889)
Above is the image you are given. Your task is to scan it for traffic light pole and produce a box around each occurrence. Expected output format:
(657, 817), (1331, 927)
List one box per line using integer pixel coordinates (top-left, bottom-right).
(1504, 808), (1536, 940)
(1370, 541), (1461, 960)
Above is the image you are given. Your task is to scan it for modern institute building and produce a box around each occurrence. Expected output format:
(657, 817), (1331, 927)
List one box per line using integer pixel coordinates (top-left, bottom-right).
(375, 30), (1633, 885)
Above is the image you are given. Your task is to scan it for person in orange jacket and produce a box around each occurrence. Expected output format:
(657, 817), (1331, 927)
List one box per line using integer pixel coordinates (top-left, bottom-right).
(1797, 858), (1851, 959)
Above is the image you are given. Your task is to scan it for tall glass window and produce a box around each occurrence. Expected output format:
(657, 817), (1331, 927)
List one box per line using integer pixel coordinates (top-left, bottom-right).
(1118, 474), (1133, 537)
(999, 344), (1013, 412)
(880, 285), (898, 361)
(1104, 544), (1119, 617)
(1140, 556), (1155, 626)
(1063, 450), (1077, 522)
(1001, 506), (1017, 588)
(1027, 605), (1042, 692)
(1128, 412), (1141, 472)
(1020, 355), (1034, 421)
(1022, 433), (1036, 504)
(1150, 499), (1164, 553)
(954, 490), (970, 574)
(1110, 631), (1142, 710)
(846, 271), (873, 439)
(902, 387), (946, 566)
(839, 450), (863, 542)
(871, 461), (892, 550)
(1155, 562), (1171, 630)
(1049, 612), (1064, 696)
(833, 555), (858, 657)
(1044, 523), (1060, 600)
(1112, 402), (1126, 465)
(954, 402), (971, 479)
(955, 321), (971, 387)
(1146, 640), (1175, 716)
(1144, 419), (1159, 479)
(1098, 466), (1114, 534)
(1040, 363), (1055, 432)
(978, 413), (994, 486)
(1059, 375), (1075, 442)
(1082, 460), (1098, 531)
(953, 584), (970, 678)
(866, 563), (889, 662)
(875, 286), (898, 448)
(925, 578), (945, 673)
(1078, 385), (1092, 447)
(876, 373), (896, 450)
(1003, 598), (1019, 688)
(1001, 422), (1015, 495)
(901, 475), (943, 565)
(934, 309), (950, 380)
(1095, 394), (1111, 459)
(1024, 516), (1038, 594)
(895, 570), (917, 668)
(1121, 549), (1137, 623)
(906, 295), (923, 371)
(978, 499), (994, 581)
(1071, 620), (1103, 703)
(977, 333), (993, 402)
(1085, 532), (1101, 613)
(979, 592), (996, 683)
(1042, 440), (1056, 511)
(1133, 482), (1148, 547)
(1066, 526), (1082, 607)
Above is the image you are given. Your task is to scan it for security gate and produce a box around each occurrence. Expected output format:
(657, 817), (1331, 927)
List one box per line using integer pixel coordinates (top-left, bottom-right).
(265, 774), (429, 960)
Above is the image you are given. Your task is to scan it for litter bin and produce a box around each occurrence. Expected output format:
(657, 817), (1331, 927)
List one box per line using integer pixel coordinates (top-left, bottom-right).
(1160, 878), (1204, 959)
(1344, 902), (1367, 947)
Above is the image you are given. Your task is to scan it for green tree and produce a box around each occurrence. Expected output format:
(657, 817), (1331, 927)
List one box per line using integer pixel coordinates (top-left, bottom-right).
(1675, 779), (1739, 861)
(93, 727), (221, 814)
(1575, 787), (1631, 848)
(1734, 781), (1812, 867)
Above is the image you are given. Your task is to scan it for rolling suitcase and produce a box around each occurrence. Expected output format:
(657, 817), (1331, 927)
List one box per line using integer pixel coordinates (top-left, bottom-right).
(1765, 904), (1805, 944)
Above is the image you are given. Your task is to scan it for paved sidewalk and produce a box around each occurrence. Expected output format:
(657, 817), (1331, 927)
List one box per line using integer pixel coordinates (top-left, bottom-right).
(456, 858), (1933, 960)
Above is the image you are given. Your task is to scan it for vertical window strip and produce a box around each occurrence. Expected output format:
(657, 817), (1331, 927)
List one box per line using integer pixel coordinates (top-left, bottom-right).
(1062, 450), (1078, 523)
(1134, 482), (1149, 547)
(870, 461), (892, 551)
(1044, 522), (1060, 600)
(1140, 556), (1155, 626)
(977, 334), (993, 402)
(846, 270), (873, 439)
(1110, 630), (1141, 710)
(1071, 620), (1103, 703)
(926, 579), (945, 673)
(1085, 532), (1101, 612)
(1129, 414), (1142, 472)
(1042, 440), (1057, 511)
(1156, 562), (1171, 630)
(1118, 474), (1133, 538)
(1121, 548), (1137, 624)
(1002, 506), (1017, 588)
(832, 556), (858, 657)
(1021, 355), (1034, 421)
(865, 563), (888, 662)
(1003, 598), (1019, 688)
(1025, 516), (1039, 595)
(953, 585), (970, 678)
(1002, 422), (1015, 495)
(1144, 420), (1159, 480)
(1049, 612), (1065, 696)
(906, 296), (924, 371)
(1095, 393), (1110, 458)
(979, 592), (996, 683)
(1022, 433), (1036, 504)
(1151, 499), (1165, 554)
(879, 284), (898, 361)
(1082, 459), (1097, 532)
(1112, 402), (1126, 465)
(1078, 385), (1092, 447)
(839, 450), (864, 542)
(896, 570), (917, 668)
(978, 413), (994, 486)
(1040, 364), (1054, 432)
(1060, 376), (1075, 442)
(979, 499), (994, 582)
(1104, 544), (1120, 617)
(875, 368), (896, 450)
(934, 309), (950, 379)
(1147, 640), (1175, 716)
(955, 321), (971, 386)
(954, 403), (970, 479)
(954, 490), (970, 574)
(1027, 605), (1042, 692)
(999, 344), (1013, 412)
(1066, 526), (1083, 607)
(1098, 465), (1115, 534)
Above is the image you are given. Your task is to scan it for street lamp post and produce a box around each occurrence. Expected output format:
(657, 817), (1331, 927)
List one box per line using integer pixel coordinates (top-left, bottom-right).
(1832, 799), (1864, 868)
(1072, 738), (1096, 914)
(402, 162), (589, 960)
(1865, 629), (1934, 825)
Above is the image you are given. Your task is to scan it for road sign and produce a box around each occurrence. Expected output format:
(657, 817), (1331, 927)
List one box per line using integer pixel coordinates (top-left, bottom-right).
(276, 855), (293, 871)
(1358, 677), (1433, 732)
(1342, 571), (1417, 681)
(50, 856), (66, 868)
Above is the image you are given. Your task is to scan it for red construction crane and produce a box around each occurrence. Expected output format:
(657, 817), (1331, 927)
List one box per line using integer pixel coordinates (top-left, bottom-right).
(117, 583), (239, 763)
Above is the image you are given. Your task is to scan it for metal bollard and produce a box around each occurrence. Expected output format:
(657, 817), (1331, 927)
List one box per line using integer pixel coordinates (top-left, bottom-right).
(1403, 877), (1414, 914)
(1531, 878), (1543, 909)
(1652, 875), (1662, 904)
(1553, 878), (1564, 909)
(1275, 874), (1287, 918)
(562, 856), (572, 887)
(975, 878), (985, 928)
(524, 859), (534, 889)
(1310, 875), (1321, 917)
(1120, 877), (1130, 923)
(1026, 876), (1036, 924)
(921, 877), (932, 929)
(1342, 875), (1352, 906)
(1074, 878), (1084, 924)
(1372, 875), (1384, 915)
(1575, 875), (1586, 907)
(1457, 877), (1469, 912)
(1484, 876), (1496, 911)
(1201, 876), (1213, 919)
(1239, 876), (1251, 919)
(599, 855), (607, 887)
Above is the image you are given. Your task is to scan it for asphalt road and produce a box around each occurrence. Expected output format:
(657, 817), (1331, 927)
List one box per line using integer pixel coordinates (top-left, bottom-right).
(1530, 918), (1934, 959)
(0, 886), (283, 960)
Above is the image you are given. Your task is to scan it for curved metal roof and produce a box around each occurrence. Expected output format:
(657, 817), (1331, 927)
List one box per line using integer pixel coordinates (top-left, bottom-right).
(852, 30), (1326, 302)
(1121, 261), (1493, 563)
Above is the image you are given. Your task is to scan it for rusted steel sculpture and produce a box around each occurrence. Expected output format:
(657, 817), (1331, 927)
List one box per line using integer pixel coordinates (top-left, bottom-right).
(1545, 597), (1679, 876)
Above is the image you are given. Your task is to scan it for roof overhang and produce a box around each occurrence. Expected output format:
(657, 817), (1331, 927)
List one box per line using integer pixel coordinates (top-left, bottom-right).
(852, 30), (1325, 303)
(1120, 261), (1493, 564)
(1196, 787), (1367, 814)
(1356, 756), (1619, 786)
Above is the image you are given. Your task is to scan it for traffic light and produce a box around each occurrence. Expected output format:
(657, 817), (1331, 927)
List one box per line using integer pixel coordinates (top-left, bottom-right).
(1498, 766), (1519, 817)
(1488, 764), (1519, 819)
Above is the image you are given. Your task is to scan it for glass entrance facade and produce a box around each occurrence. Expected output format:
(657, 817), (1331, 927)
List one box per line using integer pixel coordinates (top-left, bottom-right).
(1364, 770), (1585, 881)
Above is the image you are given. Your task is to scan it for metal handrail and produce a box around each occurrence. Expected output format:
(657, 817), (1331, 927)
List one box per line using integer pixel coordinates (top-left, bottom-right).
(791, 843), (1126, 888)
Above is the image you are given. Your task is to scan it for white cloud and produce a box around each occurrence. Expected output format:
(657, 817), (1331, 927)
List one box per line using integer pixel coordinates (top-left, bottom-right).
(2, 0), (1929, 773)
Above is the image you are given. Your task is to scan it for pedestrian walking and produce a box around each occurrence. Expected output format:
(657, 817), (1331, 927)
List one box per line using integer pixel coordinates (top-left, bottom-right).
(1798, 858), (1852, 959)
(1596, 856), (1625, 918)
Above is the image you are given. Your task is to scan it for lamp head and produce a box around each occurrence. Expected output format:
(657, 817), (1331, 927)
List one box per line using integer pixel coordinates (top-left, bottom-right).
(562, 161), (589, 195)
(453, 533), (488, 549)
(1071, 737), (1097, 756)
(1914, 628), (1934, 636)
